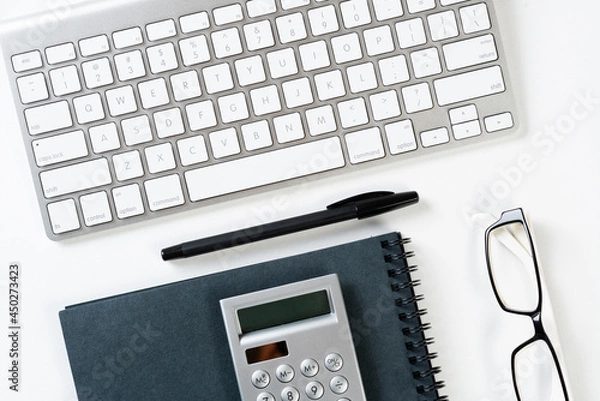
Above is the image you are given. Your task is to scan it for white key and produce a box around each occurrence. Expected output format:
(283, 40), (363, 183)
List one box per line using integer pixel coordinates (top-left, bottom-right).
(434, 66), (505, 106)
(79, 35), (110, 57)
(41, 158), (112, 198)
(139, 78), (169, 109)
(32, 130), (88, 167)
(180, 12), (210, 33)
(244, 21), (275, 51)
(331, 33), (363, 64)
(267, 48), (298, 79)
(364, 26), (395, 57)
(48, 199), (80, 234)
(402, 82), (433, 113)
(73, 93), (105, 124)
(144, 175), (185, 212)
(484, 112), (514, 133)
(82, 58), (114, 89)
(114, 50), (146, 82)
(282, 77), (313, 108)
(314, 70), (346, 101)
(146, 19), (177, 41)
(81, 191), (112, 227)
(299, 41), (330, 72)
(338, 98), (369, 129)
(306, 105), (337, 136)
(112, 27), (144, 49)
(345, 127), (385, 164)
(212, 28), (243, 59)
(443, 34), (498, 71)
(274, 113), (305, 143)
(235, 56), (267, 86)
(441, 0), (468, 4)
(396, 18), (426, 49)
(145, 143), (176, 174)
(247, 0), (276, 17)
(171, 71), (202, 101)
(186, 100), (218, 130)
(449, 104), (478, 124)
(250, 85), (283, 116)
(113, 151), (144, 181)
(203, 63), (234, 94)
(17, 73), (49, 104)
(147, 43), (178, 74)
(378, 55), (410, 86)
(214, 4), (243, 25)
(218, 93), (249, 123)
(154, 108), (185, 139)
(185, 137), (345, 201)
(373, 0), (404, 21)
(406, 0), (435, 13)
(281, 0), (309, 10)
(340, 0), (372, 29)
(12, 51), (43, 73)
(90, 123), (121, 153)
(178, 135), (209, 166)
(242, 120), (273, 151)
(385, 120), (417, 154)
(308, 5), (340, 36)
(106, 86), (138, 116)
(179, 35), (211, 67)
(428, 11), (459, 41)
(25, 101), (73, 136)
(112, 184), (145, 219)
(121, 115), (153, 146)
(421, 127), (450, 147)
(49, 66), (81, 96)
(411, 47), (442, 79)
(460, 4), (491, 34)
(370, 90), (401, 121)
(46, 43), (76, 64)
(210, 128), (241, 159)
(347, 62), (378, 93)
(452, 120), (482, 140)
(276, 13), (307, 44)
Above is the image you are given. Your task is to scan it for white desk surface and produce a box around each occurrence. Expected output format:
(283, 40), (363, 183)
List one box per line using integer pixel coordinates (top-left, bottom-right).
(1, 1), (598, 400)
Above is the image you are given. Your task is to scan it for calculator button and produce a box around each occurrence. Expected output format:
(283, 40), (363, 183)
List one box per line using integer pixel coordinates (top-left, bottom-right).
(300, 359), (319, 377)
(329, 376), (349, 395)
(251, 370), (271, 389)
(257, 392), (275, 401)
(305, 382), (324, 400)
(324, 353), (344, 372)
(280, 386), (300, 401)
(276, 364), (295, 383)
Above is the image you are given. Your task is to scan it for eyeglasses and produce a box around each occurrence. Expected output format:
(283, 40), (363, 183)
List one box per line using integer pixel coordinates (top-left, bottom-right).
(484, 208), (569, 401)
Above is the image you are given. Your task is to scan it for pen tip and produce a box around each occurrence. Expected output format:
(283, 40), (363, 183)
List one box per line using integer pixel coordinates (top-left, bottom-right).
(161, 246), (184, 261)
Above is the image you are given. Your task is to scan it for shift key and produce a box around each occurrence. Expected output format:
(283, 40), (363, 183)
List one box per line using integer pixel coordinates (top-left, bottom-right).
(40, 158), (112, 198)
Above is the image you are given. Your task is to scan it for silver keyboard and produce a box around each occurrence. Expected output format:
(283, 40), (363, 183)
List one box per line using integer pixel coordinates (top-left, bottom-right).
(1, 0), (518, 240)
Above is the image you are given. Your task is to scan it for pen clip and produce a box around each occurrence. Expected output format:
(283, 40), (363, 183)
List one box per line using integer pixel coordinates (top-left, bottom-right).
(327, 191), (395, 209)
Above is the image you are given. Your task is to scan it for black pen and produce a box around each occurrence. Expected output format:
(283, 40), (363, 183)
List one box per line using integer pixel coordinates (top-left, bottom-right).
(161, 191), (419, 261)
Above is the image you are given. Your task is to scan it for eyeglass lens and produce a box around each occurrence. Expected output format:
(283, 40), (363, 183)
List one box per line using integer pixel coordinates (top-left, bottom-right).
(513, 340), (566, 401)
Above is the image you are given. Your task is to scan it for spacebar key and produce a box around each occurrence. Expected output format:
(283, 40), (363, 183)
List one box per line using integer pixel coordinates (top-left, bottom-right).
(185, 137), (345, 202)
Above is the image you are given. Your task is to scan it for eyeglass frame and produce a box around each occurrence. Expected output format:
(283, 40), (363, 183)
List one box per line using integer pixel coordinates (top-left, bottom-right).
(484, 208), (569, 401)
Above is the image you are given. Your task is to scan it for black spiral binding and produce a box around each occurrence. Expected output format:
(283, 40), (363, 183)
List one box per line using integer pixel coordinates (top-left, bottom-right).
(381, 235), (448, 401)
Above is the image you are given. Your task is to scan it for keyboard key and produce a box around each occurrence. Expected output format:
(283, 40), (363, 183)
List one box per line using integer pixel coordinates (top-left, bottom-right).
(402, 82), (433, 113)
(443, 34), (498, 71)
(314, 70), (346, 101)
(306, 105), (337, 136)
(370, 90), (401, 121)
(45, 43), (77, 64)
(106, 85), (138, 116)
(210, 128), (241, 158)
(82, 58), (114, 89)
(177, 135), (209, 166)
(276, 13), (307, 44)
(145, 143), (176, 174)
(449, 104), (478, 124)
(406, 0), (435, 13)
(241, 120), (273, 151)
(180, 12), (210, 33)
(244, 21), (275, 51)
(73, 93), (105, 124)
(154, 108), (185, 138)
(460, 3), (491, 34)
(267, 48), (298, 78)
(138, 78), (170, 109)
(364, 26), (395, 57)
(345, 127), (385, 164)
(218, 92), (250, 123)
(385, 120), (417, 154)
(421, 127), (450, 147)
(396, 18), (426, 48)
(113, 184), (145, 219)
(411, 47), (442, 79)
(434, 65), (505, 106)
(184, 137), (345, 202)
(113, 151), (144, 181)
(171, 71), (202, 101)
(452, 120), (482, 140)
(112, 27), (144, 49)
(41, 158), (112, 198)
(331, 33), (362, 64)
(17, 73), (49, 104)
(338, 98), (369, 129)
(299, 41), (331, 72)
(274, 113), (305, 143)
(308, 5), (340, 36)
(281, 0), (310, 10)
(213, 4), (243, 26)
(428, 10), (459, 41)
(372, 0), (404, 21)
(441, 0), (469, 4)
(378, 55), (410, 85)
(484, 112), (514, 133)
(146, 19), (177, 41)
(49, 66), (82, 96)
(282, 77), (313, 109)
(114, 50), (147, 81)
(144, 174), (185, 212)
(81, 191), (113, 227)
(48, 199), (80, 234)
(203, 63), (234, 93)
(122, 115), (153, 146)
(247, 0), (276, 17)
(12, 51), (43, 73)
(340, 0), (372, 29)
(179, 35), (211, 67)
(235, 56), (267, 86)
(89, 123), (121, 153)
(32, 130), (88, 167)
(25, 101), (73, 136)
(79, 35), (110, 57)
(347, 62), (378, 93)
(147, 43), (178, 73)
(186, 100), (218, 130)
(211, 28), (243, 58)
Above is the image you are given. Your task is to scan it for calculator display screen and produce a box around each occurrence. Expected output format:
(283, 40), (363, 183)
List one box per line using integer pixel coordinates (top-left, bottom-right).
(237, 290), (331, 334)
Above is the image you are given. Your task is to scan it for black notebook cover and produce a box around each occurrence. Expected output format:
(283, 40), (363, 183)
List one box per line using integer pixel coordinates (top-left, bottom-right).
(59, 232), (445, 400)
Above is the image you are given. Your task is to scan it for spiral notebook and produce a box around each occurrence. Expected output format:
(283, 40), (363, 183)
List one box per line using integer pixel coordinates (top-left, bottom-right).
(59, 232), (446, 400)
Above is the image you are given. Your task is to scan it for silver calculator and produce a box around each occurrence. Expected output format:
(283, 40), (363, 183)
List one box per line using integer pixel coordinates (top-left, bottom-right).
(220, 274), (366, 401)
